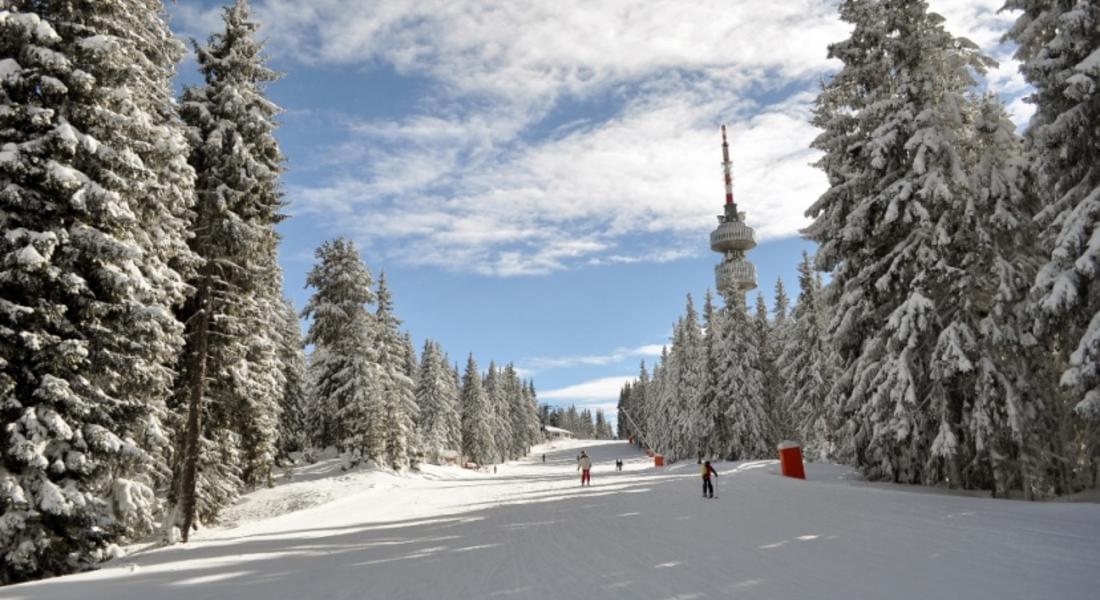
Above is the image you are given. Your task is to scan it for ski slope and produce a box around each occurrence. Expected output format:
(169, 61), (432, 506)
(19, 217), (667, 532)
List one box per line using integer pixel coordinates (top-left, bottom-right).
(6, 440), (1099, 599)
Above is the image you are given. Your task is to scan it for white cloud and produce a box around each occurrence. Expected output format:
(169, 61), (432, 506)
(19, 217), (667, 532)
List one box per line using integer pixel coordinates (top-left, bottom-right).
(176, 1), (1033, 276)
(540, 376), (636, 401)
(523, 344), (663, 372)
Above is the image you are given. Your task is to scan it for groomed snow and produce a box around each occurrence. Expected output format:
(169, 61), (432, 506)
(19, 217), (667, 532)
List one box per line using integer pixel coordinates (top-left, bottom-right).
(7, 440), (1099, 599)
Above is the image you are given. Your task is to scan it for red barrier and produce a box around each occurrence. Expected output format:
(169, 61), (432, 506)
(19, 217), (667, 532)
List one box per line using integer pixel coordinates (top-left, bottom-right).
(778, 441), (805, 479)
(654, 454), (664, 467)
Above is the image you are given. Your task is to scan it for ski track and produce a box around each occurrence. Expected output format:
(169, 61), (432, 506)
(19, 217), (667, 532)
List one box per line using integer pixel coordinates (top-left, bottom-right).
(6, 440), (1099, 600)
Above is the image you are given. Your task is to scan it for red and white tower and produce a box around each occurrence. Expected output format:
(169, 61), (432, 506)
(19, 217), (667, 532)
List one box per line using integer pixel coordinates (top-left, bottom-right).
(710, 125), (757, 299)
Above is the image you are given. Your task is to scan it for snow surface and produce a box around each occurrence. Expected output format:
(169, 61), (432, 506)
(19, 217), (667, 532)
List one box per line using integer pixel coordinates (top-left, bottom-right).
(6, 440), (1099, 599)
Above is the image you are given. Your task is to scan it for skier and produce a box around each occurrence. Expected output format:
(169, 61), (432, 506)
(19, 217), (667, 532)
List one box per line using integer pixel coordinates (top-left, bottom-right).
(578, 451), (592, 486)
(542, 454), (546, 463)
(701, 460), (718, 498)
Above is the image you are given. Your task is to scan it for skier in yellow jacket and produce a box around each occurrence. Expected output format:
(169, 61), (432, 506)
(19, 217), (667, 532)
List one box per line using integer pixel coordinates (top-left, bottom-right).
(701, 461), (718, 498)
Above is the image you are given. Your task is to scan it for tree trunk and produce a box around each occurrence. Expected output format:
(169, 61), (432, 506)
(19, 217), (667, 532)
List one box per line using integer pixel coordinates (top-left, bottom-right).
(178, 277), (212, 543)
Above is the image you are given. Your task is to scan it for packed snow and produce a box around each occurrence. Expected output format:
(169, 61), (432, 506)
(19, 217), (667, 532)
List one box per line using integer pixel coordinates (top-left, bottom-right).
(6, 439), (1098, 600)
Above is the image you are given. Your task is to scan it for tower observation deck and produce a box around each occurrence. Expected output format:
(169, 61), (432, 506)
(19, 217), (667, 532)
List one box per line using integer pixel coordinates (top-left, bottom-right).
(711, 125), (757, 299)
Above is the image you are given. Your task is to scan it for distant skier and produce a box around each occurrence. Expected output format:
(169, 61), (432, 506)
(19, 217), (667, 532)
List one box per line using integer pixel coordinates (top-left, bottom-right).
(542, 454), (546, 463)
(578, 451), (592, 486)
(701, 461), (718, 498)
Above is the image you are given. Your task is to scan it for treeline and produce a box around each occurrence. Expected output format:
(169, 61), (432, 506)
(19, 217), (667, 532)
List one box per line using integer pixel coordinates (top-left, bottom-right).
(539, 404), (615, 439)
(0, 0), (541, 584)
(620, 0), (1100, 499)
(299, 239), (542, 470)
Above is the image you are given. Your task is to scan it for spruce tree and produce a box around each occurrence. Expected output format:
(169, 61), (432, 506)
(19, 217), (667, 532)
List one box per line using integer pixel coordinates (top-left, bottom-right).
(276, 298), (308, 458)
(769, 279), (793, 439)
(698, 291), (724, 457)
(943, 95), (1047, 495)
(716, 294), (771, 460)
(676, 295), (706, 460)
(482, 362), (508, 462)
(375, 273), (418, 470)
(753, 293), (779, 444)
(779, 252), (836, 460)
(460, 355), (493, 464)
(415, 341), (452, 462)
(302, 239), (381, 462)
(0, 1), (196, 579)
(170, 0), (286, 538)
(805, 0), (996, 485)
(1006, 0), (1100, 491)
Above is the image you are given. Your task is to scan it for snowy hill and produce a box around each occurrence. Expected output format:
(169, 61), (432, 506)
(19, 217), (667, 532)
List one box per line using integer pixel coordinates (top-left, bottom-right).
(7, 440), (1098, 600)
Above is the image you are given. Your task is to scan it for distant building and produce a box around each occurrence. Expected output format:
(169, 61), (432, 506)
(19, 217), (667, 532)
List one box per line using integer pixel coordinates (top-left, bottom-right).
(543, 425), (574, 440)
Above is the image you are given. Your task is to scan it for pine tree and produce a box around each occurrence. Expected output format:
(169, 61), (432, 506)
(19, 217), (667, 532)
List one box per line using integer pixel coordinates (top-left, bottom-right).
(402, 333), (418, 380)
(698, 291), (724, 457)
(716, 294), (771, 460)
(0, 1), (196, 580)
(482, 362), (508, 462)
(770, 279), (793, 439)
(676, 295), (706, 460)
(276, 298), (308, 458)
(806, 0), (999, 485)
(753, 293), (779, 444)
(779, 252), (836, 460)
(460, 355), (493, 464)
(302, 239), (381, 462)
(375, 273), (418, 470)
(503, 364), (527, 458)
(939, 95), (1048, 495)
(523, 381), (543, 448)
(416, 341), (460, 463)
(1006, 0), (1100, 491)
(169, 0), (286, 538)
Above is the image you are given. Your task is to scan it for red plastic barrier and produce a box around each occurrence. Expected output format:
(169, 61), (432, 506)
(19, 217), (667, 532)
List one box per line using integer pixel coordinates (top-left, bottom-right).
(778, 441), (805, 479)
(654, 454), (664, 467)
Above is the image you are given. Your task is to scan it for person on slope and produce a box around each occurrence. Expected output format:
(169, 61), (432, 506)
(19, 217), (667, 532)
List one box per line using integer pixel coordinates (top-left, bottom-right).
(701, 461), (718, 498)
(578, 451), (592, 486)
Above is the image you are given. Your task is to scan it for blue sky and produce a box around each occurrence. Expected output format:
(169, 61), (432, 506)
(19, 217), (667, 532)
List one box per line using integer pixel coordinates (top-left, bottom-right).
(169, 0), (1030, 427)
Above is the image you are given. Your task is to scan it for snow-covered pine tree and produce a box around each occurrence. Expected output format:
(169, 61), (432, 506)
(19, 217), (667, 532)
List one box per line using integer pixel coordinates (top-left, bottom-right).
(169, 0), (287, 538)
(461, 355), (493, 465)
(1006, 0), (1100, 491)
(675, 295), (706, 460)
(375, 273), (418, 470)
(482, 362), (509, 462)
(416, 340), (460, 463)
(805, 0), (996, 485)
(503, 364), (527, 458)
(626, 361), (650, 447)
(402, 332), (418, 381)
(645, 351), (667, 454)
(594, 410), (614, 439)
(716, 293), (771, 460)
(0, 1), (196, 580)
(934, 94), (1048, 496)
(779, 252), (836, 461)
(449, 358), (465, 452)
(617, 382), (634, 440)
(769, 279), (794, 440)
(276, 298), (308, 459)
(753, 293), (779, 445)
(302, 239), (381, 462)
(524, 380), (543, 447)
(697, 291), (724, 458)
